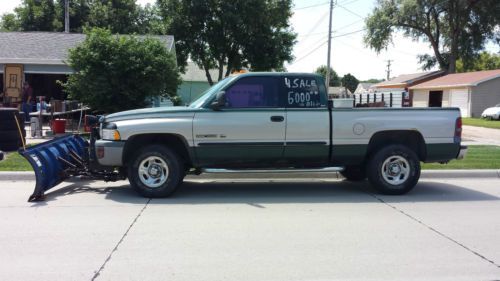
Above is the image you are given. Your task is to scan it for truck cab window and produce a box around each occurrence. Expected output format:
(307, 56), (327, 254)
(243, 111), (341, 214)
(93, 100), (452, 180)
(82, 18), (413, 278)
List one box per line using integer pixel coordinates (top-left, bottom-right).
(224, 77), (280, 108)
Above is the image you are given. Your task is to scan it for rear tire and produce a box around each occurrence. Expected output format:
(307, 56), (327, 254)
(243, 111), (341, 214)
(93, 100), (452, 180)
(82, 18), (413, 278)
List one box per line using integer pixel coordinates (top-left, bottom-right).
(367, 145), (420, 195)
(128, 145), (183, 198)
(340, 166), (366, 181)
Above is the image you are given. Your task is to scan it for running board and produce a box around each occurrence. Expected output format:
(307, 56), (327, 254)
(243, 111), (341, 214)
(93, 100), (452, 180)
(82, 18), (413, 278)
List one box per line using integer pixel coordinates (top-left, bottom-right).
(202, 167), (344, 173)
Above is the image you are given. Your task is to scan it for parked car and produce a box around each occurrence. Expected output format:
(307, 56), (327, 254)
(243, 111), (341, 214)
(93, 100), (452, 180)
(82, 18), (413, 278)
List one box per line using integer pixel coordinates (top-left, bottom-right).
(481, 104), (500, 120)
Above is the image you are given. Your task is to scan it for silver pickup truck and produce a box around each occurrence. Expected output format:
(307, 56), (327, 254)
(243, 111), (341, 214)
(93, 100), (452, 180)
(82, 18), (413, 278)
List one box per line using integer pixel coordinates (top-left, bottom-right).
(93, 72), (466, 198)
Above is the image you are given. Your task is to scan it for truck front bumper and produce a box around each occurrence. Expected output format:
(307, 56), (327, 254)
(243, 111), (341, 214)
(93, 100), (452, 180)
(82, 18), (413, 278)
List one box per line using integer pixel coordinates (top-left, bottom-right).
(95, 140), (125, 166)
(456, 145), (468, 160)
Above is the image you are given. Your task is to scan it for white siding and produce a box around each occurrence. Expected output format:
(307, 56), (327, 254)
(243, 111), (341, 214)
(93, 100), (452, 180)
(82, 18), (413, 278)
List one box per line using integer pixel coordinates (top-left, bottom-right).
(412, 89), (429, 107)
(471, 78), (500, 117)
(442, 89), (450, 106)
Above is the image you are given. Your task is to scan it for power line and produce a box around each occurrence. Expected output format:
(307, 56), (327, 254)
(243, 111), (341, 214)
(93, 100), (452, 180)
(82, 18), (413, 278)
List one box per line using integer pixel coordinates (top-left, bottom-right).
(337, 0), (361, 6)
(294, 41), (329, 63)
(295, 28), (366, 61)
(297, 19), (364, 38)
(300, 10), (329, 42)
(296, 35), (329, 57)
(337, 4), (365, 19)
(331, 28), (366, 38)
(294, 1), (329, 10)
(334, 39), (385, 62)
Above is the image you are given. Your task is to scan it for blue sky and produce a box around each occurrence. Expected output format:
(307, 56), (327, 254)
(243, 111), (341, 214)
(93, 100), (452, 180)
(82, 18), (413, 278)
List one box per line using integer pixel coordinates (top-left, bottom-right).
(1, 0), (498, 80)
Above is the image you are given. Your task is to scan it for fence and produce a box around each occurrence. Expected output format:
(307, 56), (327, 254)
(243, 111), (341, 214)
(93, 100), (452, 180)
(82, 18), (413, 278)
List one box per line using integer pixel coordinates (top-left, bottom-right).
(353, 92), (403, 108)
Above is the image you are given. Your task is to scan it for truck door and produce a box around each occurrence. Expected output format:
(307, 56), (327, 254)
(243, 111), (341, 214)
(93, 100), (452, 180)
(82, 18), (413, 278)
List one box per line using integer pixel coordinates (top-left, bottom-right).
(282, 75), (330, 165)
(193, 76), (286, 167)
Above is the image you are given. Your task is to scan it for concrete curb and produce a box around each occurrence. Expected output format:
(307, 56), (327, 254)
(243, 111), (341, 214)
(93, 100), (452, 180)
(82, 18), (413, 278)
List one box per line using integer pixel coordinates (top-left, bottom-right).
(0, 170), (499, 181)
(0, 171), (35, 181)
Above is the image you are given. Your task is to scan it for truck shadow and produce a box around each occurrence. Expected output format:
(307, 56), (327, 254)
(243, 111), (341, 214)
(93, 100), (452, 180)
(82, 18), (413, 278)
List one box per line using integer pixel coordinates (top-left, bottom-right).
(39, 179), (500, 205)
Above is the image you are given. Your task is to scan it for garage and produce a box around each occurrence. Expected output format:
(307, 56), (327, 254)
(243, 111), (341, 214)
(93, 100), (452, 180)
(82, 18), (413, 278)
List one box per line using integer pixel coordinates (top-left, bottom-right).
(449, 88), (470, 117)
(409, 69), (500, 117)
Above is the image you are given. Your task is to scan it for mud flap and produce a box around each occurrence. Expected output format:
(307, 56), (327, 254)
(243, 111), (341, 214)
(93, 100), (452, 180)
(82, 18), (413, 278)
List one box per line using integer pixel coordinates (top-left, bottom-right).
(19, 135), (89, 202)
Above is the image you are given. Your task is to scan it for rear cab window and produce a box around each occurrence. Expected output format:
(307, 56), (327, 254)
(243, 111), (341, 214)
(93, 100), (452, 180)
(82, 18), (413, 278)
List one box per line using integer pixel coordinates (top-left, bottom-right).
(223, 76), (282, 108)
(282, 75), (327, 108)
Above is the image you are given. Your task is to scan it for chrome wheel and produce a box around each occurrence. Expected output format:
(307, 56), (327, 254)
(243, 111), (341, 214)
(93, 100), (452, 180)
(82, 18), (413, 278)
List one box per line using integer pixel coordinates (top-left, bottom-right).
(138, 156), (169, 188)
(381, 155), (410, 185)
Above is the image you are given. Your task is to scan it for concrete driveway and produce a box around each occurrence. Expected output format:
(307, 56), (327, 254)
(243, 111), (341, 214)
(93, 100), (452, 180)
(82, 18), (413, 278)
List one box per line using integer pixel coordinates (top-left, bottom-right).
(1, 177), (500, 281)
(463, 125), (500, 146)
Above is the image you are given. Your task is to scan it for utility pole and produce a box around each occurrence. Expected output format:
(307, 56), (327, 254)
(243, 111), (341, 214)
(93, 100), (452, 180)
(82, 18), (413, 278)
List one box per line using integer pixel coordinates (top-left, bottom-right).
(325, 0), (335, 88)
(385, 59), (393, 80)
(64, 0), (70, 33)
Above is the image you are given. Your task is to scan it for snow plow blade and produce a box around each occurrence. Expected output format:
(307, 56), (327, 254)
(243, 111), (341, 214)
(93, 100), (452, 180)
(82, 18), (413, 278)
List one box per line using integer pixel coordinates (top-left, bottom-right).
(19, 135), (89, 202)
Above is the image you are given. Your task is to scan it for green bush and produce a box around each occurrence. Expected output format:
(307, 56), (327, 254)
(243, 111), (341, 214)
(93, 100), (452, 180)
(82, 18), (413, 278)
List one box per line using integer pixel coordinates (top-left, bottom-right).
(63, 28), (181, 113)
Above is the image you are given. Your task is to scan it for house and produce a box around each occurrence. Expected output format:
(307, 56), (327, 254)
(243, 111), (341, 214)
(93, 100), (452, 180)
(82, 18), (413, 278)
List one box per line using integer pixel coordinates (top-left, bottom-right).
(354, 82), (374, 94)
(0, 32), (175, 107)
(409, 69), (500, 117)
(177, 62), (225, 105)
(328, 86), (352, 99)
(372, 71), (445, 106)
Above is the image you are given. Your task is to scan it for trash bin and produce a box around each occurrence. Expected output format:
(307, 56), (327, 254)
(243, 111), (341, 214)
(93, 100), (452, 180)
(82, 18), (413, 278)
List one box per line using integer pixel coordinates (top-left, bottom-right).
(52, 119), (66, 134)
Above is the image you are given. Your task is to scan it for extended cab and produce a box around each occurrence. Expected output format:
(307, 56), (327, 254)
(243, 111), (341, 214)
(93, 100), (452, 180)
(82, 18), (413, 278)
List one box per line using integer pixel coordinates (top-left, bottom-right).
(95, 72), (467, 197)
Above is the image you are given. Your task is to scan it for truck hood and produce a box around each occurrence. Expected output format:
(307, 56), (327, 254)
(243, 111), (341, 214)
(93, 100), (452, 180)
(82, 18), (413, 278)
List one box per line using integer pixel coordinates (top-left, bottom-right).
(104, 106), (200, 122)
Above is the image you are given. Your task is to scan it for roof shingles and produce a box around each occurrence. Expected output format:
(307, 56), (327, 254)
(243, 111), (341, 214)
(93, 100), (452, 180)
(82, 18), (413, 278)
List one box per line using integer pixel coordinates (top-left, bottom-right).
(409, 69), (500, 89)
(0, 32), (174, 65)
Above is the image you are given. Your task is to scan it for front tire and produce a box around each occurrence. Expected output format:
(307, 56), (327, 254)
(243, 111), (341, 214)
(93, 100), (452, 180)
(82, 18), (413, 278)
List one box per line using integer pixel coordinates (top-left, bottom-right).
(367, 145), (420, 195)
(128, 145), (183, 198)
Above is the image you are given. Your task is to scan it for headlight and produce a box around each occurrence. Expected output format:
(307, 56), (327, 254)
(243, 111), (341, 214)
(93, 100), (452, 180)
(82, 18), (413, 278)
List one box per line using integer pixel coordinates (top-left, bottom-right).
(102, 129), (121, 140)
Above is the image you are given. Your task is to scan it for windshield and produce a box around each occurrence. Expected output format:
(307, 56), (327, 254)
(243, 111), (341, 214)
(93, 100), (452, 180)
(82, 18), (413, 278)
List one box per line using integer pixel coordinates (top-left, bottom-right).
(189, 76), (237, 108)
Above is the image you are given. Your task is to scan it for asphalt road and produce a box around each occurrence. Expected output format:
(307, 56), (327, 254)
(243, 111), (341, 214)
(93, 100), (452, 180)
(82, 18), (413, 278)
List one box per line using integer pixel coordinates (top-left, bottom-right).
(1, 177), (500, 281)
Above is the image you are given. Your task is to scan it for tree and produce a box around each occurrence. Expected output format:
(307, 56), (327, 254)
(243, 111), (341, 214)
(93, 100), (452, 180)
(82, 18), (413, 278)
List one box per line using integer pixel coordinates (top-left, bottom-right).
(158, 0), (296, 85)
(1, 0), (151, 34)
(85, 0), (140, 34)
(364, 0), (500, 73)
(456, 52), (500, 73)
(15, 0), (58, 31)
(54, 0), (90, 33)
(341, 73), (359, 93)
(62, 28), (181, 113)
(360, 78), (384, 83)
(0, 13), (21, 31)
(314, 65), (340, 86)
(135, 4), (167, 35)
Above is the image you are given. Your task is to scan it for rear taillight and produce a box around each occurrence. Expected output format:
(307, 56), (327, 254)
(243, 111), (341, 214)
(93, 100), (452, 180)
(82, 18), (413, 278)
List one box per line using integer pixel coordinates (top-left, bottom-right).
(454, 117), (462, 143)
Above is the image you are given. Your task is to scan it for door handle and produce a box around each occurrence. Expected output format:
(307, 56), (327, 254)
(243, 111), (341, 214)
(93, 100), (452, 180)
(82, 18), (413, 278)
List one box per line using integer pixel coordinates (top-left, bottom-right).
(270, 116), (284, 122)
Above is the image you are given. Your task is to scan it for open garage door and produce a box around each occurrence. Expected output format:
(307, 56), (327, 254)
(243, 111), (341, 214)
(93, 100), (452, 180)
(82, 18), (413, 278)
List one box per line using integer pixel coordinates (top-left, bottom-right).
(450, 88), (470, 117)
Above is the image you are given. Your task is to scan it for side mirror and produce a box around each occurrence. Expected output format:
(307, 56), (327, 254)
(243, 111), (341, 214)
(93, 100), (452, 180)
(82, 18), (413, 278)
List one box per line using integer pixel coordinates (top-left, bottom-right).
(210, 91), (226, 110)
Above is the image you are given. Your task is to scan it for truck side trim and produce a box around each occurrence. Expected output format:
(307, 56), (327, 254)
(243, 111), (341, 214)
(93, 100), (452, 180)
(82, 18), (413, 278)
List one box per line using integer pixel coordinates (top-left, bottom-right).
(198, 142), (284, 146)
(425, 143), (461, 162)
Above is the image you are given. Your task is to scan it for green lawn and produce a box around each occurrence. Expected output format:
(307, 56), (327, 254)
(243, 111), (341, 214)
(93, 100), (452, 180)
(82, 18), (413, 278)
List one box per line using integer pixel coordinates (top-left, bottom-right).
(0, 151), (33, 171)
(463, 117), (500, 129)
(422, 145), (500, 169)
(1, 145), (499, 171)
